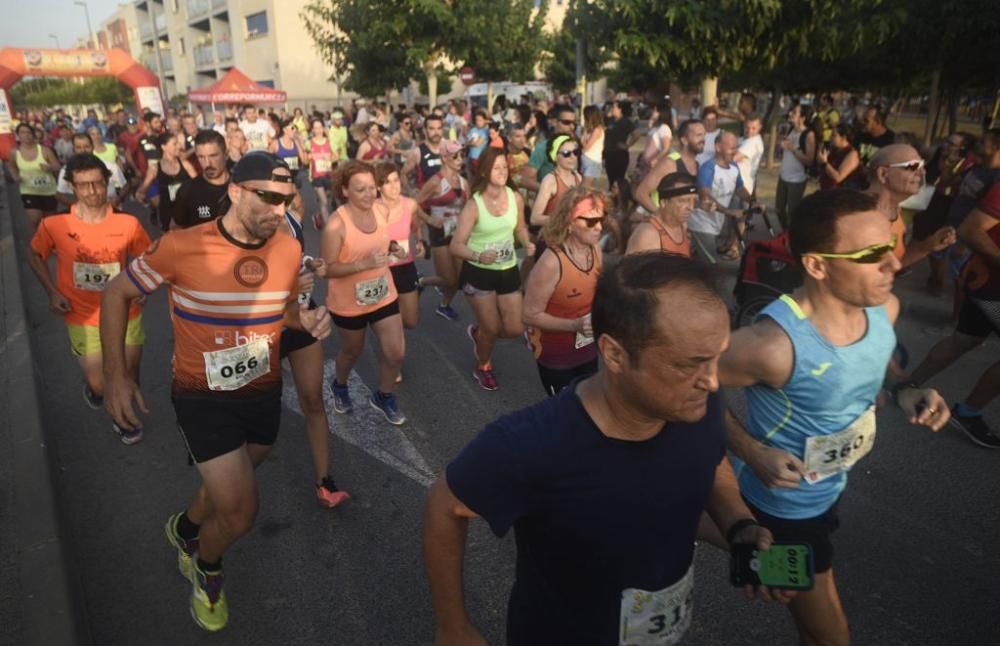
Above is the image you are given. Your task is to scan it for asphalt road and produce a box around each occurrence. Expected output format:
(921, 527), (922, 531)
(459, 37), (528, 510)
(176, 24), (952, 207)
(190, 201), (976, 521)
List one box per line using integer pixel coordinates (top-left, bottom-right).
(10, 185), (1000, 646)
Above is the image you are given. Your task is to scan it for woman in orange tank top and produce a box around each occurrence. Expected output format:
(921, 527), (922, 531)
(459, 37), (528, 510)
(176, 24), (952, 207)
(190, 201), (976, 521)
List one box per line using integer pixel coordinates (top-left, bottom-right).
(320, 161), (408, 425)
(625, 172), (698, 257)
(524, 186), (608, 395)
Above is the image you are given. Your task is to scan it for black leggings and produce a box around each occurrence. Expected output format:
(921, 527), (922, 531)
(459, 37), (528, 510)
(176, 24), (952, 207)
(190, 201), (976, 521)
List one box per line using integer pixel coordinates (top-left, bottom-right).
(536, 358), (599, 397)
(604, 150), (630, 189)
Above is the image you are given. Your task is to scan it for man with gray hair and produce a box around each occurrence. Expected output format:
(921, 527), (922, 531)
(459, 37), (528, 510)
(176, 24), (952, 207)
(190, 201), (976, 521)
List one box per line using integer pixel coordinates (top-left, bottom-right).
(865, 144), (955, 269)
(688, 130), (752, 261)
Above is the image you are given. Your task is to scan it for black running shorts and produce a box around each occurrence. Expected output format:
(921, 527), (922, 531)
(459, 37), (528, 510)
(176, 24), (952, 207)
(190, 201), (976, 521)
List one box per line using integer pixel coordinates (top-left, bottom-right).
(173, 391), (281, 464)
(744, 496), (841, 573)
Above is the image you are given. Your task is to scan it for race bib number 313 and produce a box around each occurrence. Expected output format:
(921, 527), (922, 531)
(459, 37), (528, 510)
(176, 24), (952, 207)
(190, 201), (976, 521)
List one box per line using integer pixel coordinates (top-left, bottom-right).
(620, 565), (694, 646)
(203, 337), (270, 391)
(802, 407), (876, 484)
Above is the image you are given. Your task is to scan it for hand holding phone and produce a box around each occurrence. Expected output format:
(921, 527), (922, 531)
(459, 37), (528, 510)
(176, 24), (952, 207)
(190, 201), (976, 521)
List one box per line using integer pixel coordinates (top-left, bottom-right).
(730, 543), (815, 591)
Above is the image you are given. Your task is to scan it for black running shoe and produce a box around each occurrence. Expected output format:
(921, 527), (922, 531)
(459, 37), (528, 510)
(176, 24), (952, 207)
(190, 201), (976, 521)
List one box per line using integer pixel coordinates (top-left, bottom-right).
(949, 406), (1000, 449)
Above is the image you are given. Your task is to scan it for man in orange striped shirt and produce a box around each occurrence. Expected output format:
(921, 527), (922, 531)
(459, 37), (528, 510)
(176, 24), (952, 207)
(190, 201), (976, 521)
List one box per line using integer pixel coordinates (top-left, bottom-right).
(100, 153), (331, 632)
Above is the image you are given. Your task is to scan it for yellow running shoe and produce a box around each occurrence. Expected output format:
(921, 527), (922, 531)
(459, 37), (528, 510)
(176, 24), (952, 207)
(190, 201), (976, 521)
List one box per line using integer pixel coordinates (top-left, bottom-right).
(164, 513), (198, 582)
(190, 561), (228, 632)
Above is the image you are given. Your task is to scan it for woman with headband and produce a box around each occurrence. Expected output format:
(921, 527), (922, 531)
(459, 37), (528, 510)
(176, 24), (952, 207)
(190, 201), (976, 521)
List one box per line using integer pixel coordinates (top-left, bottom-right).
(523, 187), (607, 395)
(450, 147), (534, 391)
(625, 172), (698, 257)
(523, 134), (582, 281)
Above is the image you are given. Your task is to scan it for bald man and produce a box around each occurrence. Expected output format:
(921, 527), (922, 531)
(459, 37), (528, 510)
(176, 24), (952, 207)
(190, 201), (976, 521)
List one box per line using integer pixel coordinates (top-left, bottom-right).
(688, 130), (752, 261)
(866, 144), (955, 269)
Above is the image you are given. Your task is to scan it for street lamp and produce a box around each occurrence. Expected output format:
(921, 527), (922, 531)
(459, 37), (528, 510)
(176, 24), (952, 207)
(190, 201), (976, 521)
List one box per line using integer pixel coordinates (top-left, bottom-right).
(74, 1), (96, 49)
(48, 34), (60, 49)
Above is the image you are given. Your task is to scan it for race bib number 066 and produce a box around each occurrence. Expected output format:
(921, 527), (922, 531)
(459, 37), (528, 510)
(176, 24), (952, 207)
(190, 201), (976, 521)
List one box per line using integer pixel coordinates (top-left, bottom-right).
(203, 337), (270, 391)
(620, 565), (694, 646)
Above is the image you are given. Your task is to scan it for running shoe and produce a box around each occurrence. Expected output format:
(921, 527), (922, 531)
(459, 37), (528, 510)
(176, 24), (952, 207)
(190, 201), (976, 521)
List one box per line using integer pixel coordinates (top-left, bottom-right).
(316, 478), (351, 508)
(950, 406), (1000, 449)
(436, 304), (459, 321)
(312, 212), (325, 231)
(164, 513), (199, 582)
(332, 380), (353, 414)
(190, 561), (228, 632)
(83, 383), (103, 410)
(113, 422), (144, 445)
(395, 372), (403, 385)
(472, 366), (499, 391)
(370, 391), (406, 425)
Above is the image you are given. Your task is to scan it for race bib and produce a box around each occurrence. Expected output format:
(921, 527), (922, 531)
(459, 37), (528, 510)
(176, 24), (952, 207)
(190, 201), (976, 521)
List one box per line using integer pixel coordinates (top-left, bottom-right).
(574, 331), (595, 349)
(284, 156), (300, 170)
(167, 182), (182, 201)
(315, 158), (332, 173)
(203, 337), (270, 392)
(29, 173), (55, 190)
(431, 206), (461, 237)
(355, 275), (390, 306)
(73, 261), (120, 292)
(802, 407), (877, 484)
(620, 565), (694, 646)
(485, 239), (515, 263)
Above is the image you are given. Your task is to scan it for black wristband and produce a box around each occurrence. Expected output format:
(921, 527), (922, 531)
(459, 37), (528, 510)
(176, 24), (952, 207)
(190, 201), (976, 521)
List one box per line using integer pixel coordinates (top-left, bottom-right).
(725, 518), (760, 546)
(891, 381), (919, 401)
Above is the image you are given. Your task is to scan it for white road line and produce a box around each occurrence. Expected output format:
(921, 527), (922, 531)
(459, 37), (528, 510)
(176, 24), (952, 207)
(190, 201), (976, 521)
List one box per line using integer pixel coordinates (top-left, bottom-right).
(282, 359), (436, 488)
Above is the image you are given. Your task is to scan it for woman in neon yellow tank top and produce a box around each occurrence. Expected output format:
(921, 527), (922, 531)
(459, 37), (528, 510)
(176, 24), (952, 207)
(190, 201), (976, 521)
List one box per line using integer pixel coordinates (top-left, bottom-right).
(6, 123), (61, 231)
(451, 147), (534, 391)
(87, 125), (121, 167)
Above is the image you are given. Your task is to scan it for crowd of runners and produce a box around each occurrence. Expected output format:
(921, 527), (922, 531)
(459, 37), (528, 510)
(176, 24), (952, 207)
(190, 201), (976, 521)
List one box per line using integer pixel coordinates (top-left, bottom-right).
(7, 91), (1000, 643)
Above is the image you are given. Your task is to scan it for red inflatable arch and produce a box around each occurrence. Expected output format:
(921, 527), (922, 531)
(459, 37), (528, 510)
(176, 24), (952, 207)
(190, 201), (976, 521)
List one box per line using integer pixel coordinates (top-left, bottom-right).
(0, 48), (164, 161)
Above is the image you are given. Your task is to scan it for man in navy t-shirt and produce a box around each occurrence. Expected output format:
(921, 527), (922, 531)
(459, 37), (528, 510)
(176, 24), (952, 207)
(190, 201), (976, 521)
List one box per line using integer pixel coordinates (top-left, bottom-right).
(424, 254), (790, 645)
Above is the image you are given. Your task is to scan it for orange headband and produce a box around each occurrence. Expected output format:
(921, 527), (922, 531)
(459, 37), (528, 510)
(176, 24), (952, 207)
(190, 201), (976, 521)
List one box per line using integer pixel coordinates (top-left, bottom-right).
(570, 196), (603, 220)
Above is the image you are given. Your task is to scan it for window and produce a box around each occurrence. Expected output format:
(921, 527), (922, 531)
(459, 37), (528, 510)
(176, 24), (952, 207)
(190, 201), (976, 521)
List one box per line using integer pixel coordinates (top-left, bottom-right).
(256, 79), (274, 88)
(245, 11), (268, 38)
(178, 37), (186, 54)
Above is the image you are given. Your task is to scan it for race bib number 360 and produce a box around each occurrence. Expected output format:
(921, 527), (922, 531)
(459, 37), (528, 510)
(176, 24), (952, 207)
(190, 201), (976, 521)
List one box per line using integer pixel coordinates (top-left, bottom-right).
(203, 337), (270, 391)
(620, 565), (694, 646)
(73, 261), (120, 291)
(802, 407), (876, 484)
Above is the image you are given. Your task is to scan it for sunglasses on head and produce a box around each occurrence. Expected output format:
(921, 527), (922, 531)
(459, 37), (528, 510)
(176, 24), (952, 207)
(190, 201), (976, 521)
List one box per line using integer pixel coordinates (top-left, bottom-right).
(886, 159), (925, 172)
(559, 148), (581, 158)
(241, 185), (295, 206)
(811, 235), (897, 264)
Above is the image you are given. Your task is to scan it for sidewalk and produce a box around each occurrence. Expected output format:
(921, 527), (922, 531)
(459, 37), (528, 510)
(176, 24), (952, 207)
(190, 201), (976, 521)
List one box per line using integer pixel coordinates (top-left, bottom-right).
(0, 181), (85, 646)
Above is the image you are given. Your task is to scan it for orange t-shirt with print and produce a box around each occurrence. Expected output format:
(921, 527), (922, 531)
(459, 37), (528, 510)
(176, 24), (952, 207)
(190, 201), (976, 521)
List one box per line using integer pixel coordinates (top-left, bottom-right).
(30, 205), (150, 326)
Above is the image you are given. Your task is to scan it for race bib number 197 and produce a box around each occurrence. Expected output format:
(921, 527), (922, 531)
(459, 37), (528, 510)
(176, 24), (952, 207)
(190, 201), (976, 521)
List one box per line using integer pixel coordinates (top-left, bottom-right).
(619, 565), (694, 646)
(203, 337), (270, 391)
(73, 261), (121, 292)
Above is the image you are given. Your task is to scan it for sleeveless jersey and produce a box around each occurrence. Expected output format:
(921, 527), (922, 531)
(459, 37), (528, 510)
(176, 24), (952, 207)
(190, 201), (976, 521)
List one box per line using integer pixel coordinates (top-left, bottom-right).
(415, 143), (442, 188)
(543, 171), (581, 215)
(648, 217), (691, 257)
(383, 196), (416, 267)
(468, 188), (519, 271)
(326, 205), (398, 317)
(533, 245), (601, 369)
(17, 145), (57, 196)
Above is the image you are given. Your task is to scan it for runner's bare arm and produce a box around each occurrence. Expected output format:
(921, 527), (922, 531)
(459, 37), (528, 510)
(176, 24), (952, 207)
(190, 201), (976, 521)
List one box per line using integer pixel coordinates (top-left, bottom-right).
(519, 166), (541, 193)
(42, 145), (62, 174)
(423, 477), (487, 646)
(513, 192), (533, 253)
(624, 222), (660, 255)
(27, 247), (70, 313)
(412, 175), (441, 208)
(100, 273), (149, 430)
(529, 174), (556, 227)
(5, 158), (19, 184)
(958, 208), (1000, 265)
(448, 200), (483, 263)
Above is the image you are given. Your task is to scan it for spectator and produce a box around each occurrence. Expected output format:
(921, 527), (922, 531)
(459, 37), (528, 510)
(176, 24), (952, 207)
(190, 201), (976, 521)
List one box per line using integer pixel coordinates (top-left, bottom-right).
(817, 123), (864, 190)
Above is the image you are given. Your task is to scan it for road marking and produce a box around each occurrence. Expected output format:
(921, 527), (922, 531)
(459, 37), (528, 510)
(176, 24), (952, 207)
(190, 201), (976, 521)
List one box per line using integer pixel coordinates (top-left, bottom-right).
(282, 359), (436, 487)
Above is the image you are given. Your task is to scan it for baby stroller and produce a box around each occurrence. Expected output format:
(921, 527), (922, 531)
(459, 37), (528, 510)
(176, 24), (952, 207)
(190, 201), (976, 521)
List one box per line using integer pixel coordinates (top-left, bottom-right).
(732, 231), (802, 328)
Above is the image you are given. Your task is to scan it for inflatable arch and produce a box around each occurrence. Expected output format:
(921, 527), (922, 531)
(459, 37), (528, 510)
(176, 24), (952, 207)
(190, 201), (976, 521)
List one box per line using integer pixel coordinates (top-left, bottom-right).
(0, 48), (165, 160)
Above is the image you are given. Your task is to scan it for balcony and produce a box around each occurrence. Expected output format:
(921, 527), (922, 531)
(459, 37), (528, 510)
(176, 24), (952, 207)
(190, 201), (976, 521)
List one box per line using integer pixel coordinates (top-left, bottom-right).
(139, 20), (154, 41)
(211, 0), (226, 10)
(154, 13), (166, 32)
(193, 43), (215, 67)
(160, 51), (174, 73)
(187, 0), (209, 19)
(216, 39), (232, 62)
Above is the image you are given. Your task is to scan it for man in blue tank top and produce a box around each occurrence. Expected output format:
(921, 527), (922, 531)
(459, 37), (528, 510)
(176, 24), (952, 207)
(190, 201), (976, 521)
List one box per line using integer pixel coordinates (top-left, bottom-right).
(720, 189), (950, 645)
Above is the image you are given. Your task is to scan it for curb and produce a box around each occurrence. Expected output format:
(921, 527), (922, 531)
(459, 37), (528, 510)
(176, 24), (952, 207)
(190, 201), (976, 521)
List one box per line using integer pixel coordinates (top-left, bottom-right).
(1, 181), (85, 645)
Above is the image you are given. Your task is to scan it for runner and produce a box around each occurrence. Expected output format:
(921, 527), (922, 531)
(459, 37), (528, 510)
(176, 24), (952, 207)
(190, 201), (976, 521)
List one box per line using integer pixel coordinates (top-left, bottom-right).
(450, 147), (533, 391)
(375, 162), (432, 331)
(7, 122), (60, 230)
(138, 132), (196, 230)
(55, 133), (127, 210)
(898, 181), (1000, 448)
(720, 189), (949, 646)
(280, 194), (352, 506)
(356, 122), (389, 161)
(303, 117), (337, 230)
(579, 105), (605, 188)
(320, 160), (407, 425)
(523, 187), (606, 395)
(634, 119), (705, 215)
(639, 100), (674, 176)
(269, 119), (308, 183)
(425, 253), (789, 645)
(101, 152), (330, 632)
(414, 139), (468, 322)
(28, 153), (149, 443)
(529, 134), (582, 232)
(626, 172), (697, 257)
(172, 130), (232, 229)
(328, 110), (350, 165)
(240, 106), (275, 152)
(388, 112), (416, 170)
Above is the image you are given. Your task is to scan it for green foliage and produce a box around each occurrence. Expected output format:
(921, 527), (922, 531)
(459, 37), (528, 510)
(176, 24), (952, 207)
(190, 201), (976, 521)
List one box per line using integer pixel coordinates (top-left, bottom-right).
(450, 0), (549, 83)
(301, 0), (454, 98)
(541, 0), (613, 93)
(11, 77), (132, 109)
(418, 67), (453, 98)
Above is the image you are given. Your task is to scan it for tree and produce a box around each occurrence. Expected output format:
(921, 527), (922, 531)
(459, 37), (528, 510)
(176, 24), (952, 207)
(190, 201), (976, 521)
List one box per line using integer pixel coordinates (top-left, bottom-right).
(301, 0), (454, 103)
(11, 77), (131, 109)
(541, 0), (612, 94)
(450, 0), (549, 108)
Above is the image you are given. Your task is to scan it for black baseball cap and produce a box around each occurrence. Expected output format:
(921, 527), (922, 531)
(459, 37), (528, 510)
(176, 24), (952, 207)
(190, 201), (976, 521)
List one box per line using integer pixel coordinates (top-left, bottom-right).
(231, 151), (293, 184)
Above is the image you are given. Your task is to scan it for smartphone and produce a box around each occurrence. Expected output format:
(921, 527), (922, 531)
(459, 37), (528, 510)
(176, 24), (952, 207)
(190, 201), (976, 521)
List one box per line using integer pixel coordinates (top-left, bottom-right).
(730, 543), (815, 590)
